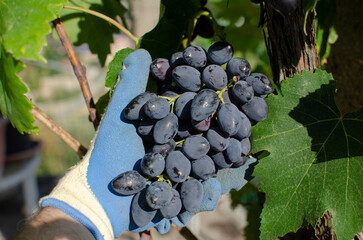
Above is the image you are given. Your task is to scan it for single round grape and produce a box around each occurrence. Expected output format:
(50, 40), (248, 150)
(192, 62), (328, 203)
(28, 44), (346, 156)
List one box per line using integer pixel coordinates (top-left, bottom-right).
(202, 64), (228, 90)
(170, 51), (185, 68)
(241, 97), (268, 122)
(210, 151), (232, 169)
(165, 151), (191, 182)
(111, 170), (146, 195)
(150, 58), (171, 82)
(174, 92), (196, 120)
(144, 97), (170, 120)
(145, 181), (173, 209)
(224, 138), (242, 163)
(246, 73), (273, 96)
(191, 155), (216, 180)
(153, 113), (178, 144)
(161, 91), (179, 99)
(232, 81), (254, 104)
(137, 118), (155, 136)
(226, 58), (251, 80)
(233, 156), (248, 167)
(141, 152), (165, 177)
(172, 65), (201, 92)
(207, 41), (234, 65)
(182, 135), (210, 160)
(160, 189), (182, 219)
(131, 189), (157, 227)
(124, 92), (157, 120)
(240, 137), (251, 156)
(150, 140), (176, 157)
(183, 46), (207, 69)
(190, 89), (220, 121)
(233, 111), (252, 140)
(194, 15), (214, 38)
(206, 127), (230, 152)
(180, 178), (204, 212)
(217, 103), (242, 136)
(192, 116), (211, 132)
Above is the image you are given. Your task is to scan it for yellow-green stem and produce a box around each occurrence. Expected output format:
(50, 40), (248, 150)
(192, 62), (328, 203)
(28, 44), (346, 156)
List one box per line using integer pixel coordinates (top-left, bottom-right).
(63, 5), (139, 43)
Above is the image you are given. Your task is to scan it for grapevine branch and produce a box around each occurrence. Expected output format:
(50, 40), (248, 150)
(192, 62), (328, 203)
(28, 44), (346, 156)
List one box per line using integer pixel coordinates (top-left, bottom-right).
(53, 18), (99, 130)
(63, 5), (138, 43)
(30, 105), (88, 158)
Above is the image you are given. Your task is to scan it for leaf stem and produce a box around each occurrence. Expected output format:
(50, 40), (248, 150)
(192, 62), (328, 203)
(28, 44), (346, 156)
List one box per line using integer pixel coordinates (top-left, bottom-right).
(63, 5), (138, 43)
(53, 18), (99, 130)
(30, 105), (88, 158)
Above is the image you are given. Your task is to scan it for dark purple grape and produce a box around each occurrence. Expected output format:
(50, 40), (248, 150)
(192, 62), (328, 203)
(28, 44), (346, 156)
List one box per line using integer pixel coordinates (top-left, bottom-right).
(177, 120), (193, 138)
(233, 156), (248, 167)
(183, 46), (207, 69)
(161, 91), (179, 99)
(190, 89), (220, 121)
(241, 97), (268, 122)
(180, 178), (204, 212)
(217, 103), (242, 136)
(153, 113), (178, 144)
(192, 116), (211, 132)
(160, 189), (182, 219)
(226, 58), (251, 80)
(145, 181), (173, 209)
(210, 151), (232, 169)
(232, 81), (254, 104)
(131, 189), (157, 227)
(224, 138), (242, 163)
(246, 73), (273, 96)
(150, 140), (176, 157)
(240, 137), (251, 156)
(174, 92), (196, 120)
(144, 97), (170, 120)
(205, 127), (230, 152)
(141, 152), (165, 177)
(202, 65), (228, 90)
(124, 92), (157, 120)
(191, 155), (216, 180)
(150, 58), (172, 82)
(194, 15), (214, 38)
(165, 151), (191, 182)
(182, 135), (210, 160)
(207, 41), (234, 65)
(170, 52), (185, 68)
(172, 65), (201, 92)
(137, 118), (155, 136)
(233, 111), (252, 140)
(112, 170), (146, 195)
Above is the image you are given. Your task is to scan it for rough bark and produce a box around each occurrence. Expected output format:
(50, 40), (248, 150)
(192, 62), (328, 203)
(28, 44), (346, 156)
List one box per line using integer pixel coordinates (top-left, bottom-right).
(264, 0), (320, 83)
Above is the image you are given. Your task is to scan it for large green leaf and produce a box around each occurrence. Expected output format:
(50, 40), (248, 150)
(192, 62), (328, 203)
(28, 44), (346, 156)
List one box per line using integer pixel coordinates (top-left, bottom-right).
(62, 0), (128, 67)
(138, 0), (201, 59)
(1, 0), (67, 62)
(0, 44), (38, 134)
(252, 70), (363, 239)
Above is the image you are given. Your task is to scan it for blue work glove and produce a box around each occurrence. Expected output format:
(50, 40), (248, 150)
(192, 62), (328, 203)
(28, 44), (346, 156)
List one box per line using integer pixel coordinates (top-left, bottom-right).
(40, 49), (256, 240)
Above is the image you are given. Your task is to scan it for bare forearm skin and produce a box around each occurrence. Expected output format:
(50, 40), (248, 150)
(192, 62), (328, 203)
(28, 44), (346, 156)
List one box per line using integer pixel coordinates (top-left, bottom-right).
(13, 207), (95, 240)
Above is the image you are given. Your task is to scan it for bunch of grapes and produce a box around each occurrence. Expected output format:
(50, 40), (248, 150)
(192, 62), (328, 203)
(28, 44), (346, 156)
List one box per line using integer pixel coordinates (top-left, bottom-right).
(111, 41), (273, 228)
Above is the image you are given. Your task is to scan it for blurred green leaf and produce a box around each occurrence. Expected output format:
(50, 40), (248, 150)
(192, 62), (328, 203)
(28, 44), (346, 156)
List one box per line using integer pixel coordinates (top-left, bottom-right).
(1, 0), (67, 62)
(105, 47), (134, 91)
(252, 70), (363, 240)
(138, 0), (201, 59)
(61, 0), (128, 66)
(0, 44), (38, 134)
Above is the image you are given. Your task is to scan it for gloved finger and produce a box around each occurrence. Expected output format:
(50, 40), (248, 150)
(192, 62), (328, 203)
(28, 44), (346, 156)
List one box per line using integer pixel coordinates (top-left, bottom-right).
(172, 178), (222, 227)
(216, 157), (257, 194)
(87, 49), (153, 237)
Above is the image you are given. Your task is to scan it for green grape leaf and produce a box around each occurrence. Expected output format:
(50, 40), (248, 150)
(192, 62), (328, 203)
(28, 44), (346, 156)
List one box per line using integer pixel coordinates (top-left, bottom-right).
(1, 0), (67, 62)
(105, 47), (134, 91)
(138, 0), (201, 59)
(0, 44), (38, 134)
(252, 70), (363, 240)
(64, 0), (128, 67)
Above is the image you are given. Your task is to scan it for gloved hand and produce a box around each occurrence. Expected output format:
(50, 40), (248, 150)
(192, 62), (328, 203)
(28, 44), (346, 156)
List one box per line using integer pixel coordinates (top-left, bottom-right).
(40, 49), (257, 240)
